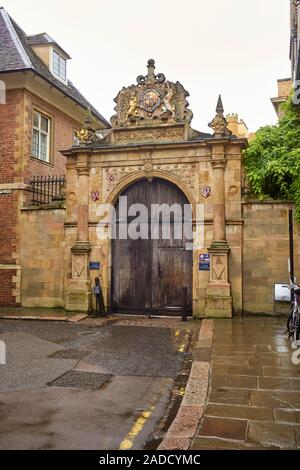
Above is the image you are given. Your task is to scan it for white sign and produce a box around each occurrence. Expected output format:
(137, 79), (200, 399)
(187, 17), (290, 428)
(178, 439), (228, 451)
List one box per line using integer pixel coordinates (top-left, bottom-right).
(274, 284), (291, 302)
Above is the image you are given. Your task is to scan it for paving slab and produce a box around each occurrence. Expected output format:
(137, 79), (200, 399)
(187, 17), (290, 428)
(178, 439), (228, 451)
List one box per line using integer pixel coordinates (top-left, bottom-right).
(258, 377), (292, 391)
(190, 436), (277, 450)
(198, 417), (248, 441)
(209, 388), (251, 406)
(212, 374), (257, 389)
(205, 404), (273, 421)
(275, 409), (300, 424)
(295, 425), (300, 448)
(291, 379), (300, 391)
(247, 421), (295, 449)
(250, 390), (300, 408)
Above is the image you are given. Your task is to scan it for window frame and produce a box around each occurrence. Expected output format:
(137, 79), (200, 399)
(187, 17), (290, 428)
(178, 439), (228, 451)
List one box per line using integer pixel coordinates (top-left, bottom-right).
(31, 109), (52, 164)
(52, 49), (67, 82)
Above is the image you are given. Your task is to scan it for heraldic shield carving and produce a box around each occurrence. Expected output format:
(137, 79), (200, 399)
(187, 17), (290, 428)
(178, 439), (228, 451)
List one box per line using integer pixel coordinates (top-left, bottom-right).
(110, 59), (193, 127)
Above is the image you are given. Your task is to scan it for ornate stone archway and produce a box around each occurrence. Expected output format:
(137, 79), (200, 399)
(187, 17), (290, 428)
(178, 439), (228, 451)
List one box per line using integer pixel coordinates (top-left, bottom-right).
(106, 169), (197, 215)
(62, 59), (246, 317)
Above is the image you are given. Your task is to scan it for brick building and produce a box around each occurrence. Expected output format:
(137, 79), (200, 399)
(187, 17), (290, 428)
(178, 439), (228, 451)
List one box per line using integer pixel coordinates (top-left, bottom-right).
(0, 8), (109, 306)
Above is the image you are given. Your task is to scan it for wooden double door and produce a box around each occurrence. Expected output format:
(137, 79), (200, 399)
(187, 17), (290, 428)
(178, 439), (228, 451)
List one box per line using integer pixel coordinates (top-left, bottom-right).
(112, 178), (192, 315)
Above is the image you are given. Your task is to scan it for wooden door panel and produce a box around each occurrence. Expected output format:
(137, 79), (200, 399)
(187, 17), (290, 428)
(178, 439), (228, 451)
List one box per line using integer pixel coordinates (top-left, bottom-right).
(112, 178), (192, 314)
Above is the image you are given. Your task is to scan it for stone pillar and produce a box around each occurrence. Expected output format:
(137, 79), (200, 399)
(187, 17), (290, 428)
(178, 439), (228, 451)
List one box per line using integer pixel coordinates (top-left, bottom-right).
(66, 154), (92, 312)
(204, 144), (232, 318)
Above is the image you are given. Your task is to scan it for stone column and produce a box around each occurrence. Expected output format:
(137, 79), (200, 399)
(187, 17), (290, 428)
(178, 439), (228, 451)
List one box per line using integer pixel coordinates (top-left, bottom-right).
(212, 158), (226, 242)
(204, 143), (232, 318)
(66, 153), (92, 312)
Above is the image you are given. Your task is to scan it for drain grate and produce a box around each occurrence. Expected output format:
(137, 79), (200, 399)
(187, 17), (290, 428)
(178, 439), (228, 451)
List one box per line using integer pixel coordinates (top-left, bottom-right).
(48, 371), (112, 389)
(48, 349), (88, 359)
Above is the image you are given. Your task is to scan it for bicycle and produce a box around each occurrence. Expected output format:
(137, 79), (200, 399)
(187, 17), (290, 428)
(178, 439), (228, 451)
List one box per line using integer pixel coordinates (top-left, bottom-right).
(285, 280), (300, 342)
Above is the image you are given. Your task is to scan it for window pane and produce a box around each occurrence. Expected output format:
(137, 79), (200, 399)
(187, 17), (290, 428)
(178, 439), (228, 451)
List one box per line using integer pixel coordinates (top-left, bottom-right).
(41, 116), (48, 132)
(32, 129), (39, 157)
(33, 112), (39, 128)
(59, 56), (66, 80)
(53, 50), (60, 76)
(40, 133), (48, 161)
(53, 62), (59, 76)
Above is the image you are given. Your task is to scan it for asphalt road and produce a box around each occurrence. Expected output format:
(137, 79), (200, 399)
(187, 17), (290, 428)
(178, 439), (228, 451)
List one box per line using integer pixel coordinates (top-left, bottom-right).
(0, 319), (193, 450)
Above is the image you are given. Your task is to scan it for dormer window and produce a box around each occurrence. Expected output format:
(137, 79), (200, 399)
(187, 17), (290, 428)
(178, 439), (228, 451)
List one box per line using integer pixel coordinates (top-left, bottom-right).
(52, 50), (66, 81)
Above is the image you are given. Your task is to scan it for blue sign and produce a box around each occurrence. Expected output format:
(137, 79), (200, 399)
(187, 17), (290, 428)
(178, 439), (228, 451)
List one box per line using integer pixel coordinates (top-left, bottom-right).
(199, 254), (210, 271)
(89, 261), (100, 270)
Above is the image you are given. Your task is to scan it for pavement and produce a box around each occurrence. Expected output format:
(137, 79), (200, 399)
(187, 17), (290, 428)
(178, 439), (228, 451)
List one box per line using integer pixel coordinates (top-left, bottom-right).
(0, 316), (199, 450)
(190, 317), (300, 450)
(0, 307), (87, 322)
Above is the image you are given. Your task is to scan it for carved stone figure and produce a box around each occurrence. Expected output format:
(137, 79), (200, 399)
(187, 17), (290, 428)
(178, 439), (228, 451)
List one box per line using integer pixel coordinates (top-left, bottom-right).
(125, 94), (139, 121)
(160, 83), (175, 118)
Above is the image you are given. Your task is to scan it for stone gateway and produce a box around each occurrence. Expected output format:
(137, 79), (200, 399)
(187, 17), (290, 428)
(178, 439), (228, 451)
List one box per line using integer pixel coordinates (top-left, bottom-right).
(19, 60), (300, 318)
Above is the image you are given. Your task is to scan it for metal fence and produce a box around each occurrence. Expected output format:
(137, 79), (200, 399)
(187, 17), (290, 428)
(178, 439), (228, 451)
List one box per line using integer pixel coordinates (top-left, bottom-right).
(28, 175), (66, 205)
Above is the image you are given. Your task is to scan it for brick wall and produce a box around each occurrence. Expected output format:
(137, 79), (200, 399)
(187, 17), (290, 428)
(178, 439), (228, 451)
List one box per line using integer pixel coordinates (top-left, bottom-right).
(0, 269), (17, 306)
(0, 87), (81, 307)
(0, 90), (22, 305)
(0, 89), (23, 183)
(0, 192), (18, 264)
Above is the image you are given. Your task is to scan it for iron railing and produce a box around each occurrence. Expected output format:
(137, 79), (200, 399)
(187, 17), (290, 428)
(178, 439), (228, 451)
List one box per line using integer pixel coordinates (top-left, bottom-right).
(28, 175), (66, 205)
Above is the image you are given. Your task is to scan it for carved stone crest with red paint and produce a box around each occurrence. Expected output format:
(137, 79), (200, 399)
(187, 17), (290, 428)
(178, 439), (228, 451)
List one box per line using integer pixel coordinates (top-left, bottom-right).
(201, 186), (212, 199)
(91, 191), (100, 202)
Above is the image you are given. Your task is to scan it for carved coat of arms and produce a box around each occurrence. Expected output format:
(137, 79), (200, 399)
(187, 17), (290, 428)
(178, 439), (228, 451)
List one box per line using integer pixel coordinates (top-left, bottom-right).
(91, 191), (100, 202)
(201, 186), (212, 199)
(139, 89), (161, 113)
(110, 59), (193, 128)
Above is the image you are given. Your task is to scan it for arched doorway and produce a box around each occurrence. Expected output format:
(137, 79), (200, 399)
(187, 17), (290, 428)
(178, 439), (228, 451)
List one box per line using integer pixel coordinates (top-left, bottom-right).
(111, 177), (193, 315)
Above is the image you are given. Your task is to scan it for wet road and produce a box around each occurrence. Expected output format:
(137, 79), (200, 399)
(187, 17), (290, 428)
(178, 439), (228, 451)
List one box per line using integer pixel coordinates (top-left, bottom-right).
(0, 318), (195, 450)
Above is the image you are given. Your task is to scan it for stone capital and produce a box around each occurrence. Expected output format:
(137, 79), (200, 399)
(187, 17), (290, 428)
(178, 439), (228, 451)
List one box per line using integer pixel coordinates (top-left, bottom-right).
(76, 166), (90, 176)
(210, 158), (226, 170)
(208, 240), (230, 254)
(71, 241), (91, 255)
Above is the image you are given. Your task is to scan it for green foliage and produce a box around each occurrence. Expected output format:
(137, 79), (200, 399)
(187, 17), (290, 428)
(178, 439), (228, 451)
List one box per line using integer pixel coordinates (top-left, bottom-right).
(244, 96), (300, 219)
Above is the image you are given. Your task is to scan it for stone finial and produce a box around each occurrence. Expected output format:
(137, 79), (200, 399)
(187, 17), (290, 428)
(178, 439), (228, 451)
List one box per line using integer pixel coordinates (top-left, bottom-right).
(216, 94), (224, 114)
(75, 107), (95, 145)
(136, 58), (166, 85)
(208, 95), (232, 137)
(147, 59), (155, 78)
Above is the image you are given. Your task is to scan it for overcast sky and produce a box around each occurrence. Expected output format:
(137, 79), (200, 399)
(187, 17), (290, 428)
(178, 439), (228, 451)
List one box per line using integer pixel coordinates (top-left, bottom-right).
(2, 0), (291, 132)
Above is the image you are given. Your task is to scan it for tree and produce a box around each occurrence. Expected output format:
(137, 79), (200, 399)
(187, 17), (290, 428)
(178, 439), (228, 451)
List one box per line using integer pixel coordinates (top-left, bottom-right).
(244, 96), (300, 220)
